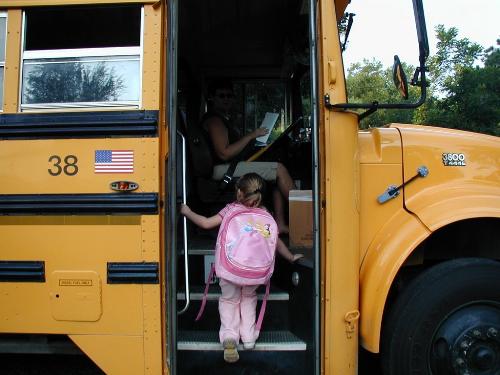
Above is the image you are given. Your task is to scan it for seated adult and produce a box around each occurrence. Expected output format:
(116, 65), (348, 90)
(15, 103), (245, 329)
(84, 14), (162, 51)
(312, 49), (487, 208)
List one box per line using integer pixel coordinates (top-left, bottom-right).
(201, 79), (295, 233)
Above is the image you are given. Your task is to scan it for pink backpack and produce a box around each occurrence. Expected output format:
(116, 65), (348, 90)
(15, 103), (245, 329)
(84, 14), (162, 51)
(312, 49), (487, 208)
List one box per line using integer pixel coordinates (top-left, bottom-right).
(215, 206), (278, 285)
(196, 205), (278, 330)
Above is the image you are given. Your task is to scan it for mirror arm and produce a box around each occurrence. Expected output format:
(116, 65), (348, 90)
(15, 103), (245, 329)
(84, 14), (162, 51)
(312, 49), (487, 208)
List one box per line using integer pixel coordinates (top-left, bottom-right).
(341, 13), (355, 52)
(325, 0), (429, 117)
(358, 103), (379, 120)
(325, 60), (427, 113)
(410, 67), (421, 86)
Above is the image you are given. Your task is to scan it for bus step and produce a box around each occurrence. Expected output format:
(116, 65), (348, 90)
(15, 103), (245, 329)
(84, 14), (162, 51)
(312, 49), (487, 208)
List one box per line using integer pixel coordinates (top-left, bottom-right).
(179, 248), (214, 256)
(179, 237), (215, 256)
(178, 330), (306, 351)
(177, 285), (289, 301)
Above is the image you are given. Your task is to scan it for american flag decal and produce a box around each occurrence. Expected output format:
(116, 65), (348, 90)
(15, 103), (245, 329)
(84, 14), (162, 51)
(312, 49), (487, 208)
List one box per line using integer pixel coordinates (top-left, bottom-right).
(94, 150), (134, 173)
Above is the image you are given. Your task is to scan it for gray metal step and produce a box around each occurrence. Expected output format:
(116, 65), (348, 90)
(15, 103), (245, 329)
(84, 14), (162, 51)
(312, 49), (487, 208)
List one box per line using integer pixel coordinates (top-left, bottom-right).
(178, 330), (306, 351)
(179, 237), (214, 255)
(177, 285), (289, 301)
(183, 248), (214, 255)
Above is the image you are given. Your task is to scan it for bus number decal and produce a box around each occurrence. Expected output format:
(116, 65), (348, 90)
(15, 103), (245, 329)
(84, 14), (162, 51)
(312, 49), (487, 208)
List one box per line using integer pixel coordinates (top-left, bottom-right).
(48, 155), (79, 176)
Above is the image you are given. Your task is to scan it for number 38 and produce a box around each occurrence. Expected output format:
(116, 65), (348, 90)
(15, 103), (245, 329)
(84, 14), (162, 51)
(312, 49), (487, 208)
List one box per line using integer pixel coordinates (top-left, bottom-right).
(48, 155), (79, 176)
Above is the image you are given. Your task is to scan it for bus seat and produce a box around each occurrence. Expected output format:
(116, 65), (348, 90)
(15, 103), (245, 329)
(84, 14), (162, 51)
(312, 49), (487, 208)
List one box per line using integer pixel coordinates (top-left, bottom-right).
(179, 109), (234, 205)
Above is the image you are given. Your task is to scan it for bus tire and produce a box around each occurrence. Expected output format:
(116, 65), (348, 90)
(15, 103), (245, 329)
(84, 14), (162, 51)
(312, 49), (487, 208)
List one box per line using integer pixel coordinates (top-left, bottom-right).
(381, 258), (500, 375)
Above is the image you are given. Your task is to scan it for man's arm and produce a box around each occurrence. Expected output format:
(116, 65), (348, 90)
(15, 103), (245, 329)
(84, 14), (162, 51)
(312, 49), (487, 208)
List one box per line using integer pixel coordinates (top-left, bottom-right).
(206, 117), (267, 161)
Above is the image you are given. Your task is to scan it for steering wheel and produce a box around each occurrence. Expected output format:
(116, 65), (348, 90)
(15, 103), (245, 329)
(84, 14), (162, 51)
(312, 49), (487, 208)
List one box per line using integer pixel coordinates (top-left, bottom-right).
(246, 117), (304, 162)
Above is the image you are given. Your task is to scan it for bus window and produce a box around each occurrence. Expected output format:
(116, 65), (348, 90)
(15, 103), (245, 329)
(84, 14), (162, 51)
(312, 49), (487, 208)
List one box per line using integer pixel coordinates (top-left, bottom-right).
(232, 80), (289, 144)
(299, 72), (312, 140)
(20, 6), (142, 111)
(0, 12), (6, 110)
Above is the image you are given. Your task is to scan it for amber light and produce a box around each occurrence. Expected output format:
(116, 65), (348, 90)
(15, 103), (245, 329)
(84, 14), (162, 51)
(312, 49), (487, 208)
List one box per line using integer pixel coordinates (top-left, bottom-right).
(110, 181), (138, 192)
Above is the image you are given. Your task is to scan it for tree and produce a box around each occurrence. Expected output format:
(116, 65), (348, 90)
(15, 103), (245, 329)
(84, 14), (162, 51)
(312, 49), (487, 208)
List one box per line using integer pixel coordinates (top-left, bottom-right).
(427, 25), (483, 94)
(416, 28), (499, 136)
(24, 62), (124, 104)
(345, 25), (499, 136)
(346, 59), (420, 128)
(436, 41), (500, 135)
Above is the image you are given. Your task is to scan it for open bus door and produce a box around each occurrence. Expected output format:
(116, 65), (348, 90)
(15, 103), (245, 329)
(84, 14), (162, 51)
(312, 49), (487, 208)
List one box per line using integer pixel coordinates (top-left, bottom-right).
(166, 0), (325, 374)
(316, 0), (361, 373)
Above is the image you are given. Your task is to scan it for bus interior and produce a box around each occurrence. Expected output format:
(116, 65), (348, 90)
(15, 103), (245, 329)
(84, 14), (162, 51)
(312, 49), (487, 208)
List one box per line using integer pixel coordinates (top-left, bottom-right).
(173, 0), (318, 373)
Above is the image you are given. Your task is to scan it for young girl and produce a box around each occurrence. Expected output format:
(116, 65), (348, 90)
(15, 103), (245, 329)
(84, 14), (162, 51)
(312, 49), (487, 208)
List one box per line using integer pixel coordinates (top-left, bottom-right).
(180, 173), (303, 363)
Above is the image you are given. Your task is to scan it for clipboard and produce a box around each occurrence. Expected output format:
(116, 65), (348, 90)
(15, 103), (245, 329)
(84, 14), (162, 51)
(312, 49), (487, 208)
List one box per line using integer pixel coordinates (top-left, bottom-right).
(255, 112), (279, 146)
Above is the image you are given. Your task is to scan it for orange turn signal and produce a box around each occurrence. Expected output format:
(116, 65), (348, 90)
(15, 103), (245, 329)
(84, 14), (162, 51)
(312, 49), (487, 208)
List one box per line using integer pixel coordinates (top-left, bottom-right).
(110, 181), (139, 192)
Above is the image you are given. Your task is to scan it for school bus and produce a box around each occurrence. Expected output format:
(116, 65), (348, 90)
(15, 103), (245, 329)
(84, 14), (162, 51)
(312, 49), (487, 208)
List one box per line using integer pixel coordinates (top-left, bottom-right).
(0, 0), (499, 374)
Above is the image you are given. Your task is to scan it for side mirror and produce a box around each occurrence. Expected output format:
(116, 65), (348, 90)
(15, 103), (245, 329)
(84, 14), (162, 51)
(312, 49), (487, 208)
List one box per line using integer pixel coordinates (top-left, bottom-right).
(392, 55), (408, 100)
(324, 0), (429, 115)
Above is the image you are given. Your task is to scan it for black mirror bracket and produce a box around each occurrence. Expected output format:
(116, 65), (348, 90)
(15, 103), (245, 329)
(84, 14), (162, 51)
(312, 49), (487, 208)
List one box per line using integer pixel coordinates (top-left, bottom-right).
(358, 105), (379, 120)
(324, 56), (428, 115)
(410, 65), (429, 87)
(325, 0), (430, 119)
(324, 94), (381, 120)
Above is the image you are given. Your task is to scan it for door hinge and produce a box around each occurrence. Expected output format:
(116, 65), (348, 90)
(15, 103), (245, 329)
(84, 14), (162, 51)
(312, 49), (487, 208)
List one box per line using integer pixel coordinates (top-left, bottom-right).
(344, 310), (360, 339)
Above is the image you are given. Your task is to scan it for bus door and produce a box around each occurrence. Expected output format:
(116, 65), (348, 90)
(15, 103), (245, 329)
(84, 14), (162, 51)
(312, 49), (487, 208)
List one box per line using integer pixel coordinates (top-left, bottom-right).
(317, 0), (361, 374)
(167, 0), (323, 374)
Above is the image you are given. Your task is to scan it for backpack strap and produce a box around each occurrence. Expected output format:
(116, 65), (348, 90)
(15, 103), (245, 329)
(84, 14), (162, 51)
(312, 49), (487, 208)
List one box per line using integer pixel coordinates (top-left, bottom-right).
(196, 265), (271, 331)
(195, 263), (215, 322)
(255, 280), (271, 332)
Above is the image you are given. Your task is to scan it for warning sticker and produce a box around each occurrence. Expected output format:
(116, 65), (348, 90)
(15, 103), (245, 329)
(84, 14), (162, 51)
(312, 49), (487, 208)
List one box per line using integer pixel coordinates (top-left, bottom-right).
(59, 279), (93, 287)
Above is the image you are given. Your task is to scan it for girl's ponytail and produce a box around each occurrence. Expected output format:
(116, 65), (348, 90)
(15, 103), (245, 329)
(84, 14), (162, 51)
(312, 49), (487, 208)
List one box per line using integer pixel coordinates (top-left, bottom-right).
(235, 173), (266, 208)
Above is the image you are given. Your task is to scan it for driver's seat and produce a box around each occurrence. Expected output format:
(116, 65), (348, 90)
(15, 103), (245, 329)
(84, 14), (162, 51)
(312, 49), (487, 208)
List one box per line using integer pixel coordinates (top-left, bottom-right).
(180, 110), (235, 206)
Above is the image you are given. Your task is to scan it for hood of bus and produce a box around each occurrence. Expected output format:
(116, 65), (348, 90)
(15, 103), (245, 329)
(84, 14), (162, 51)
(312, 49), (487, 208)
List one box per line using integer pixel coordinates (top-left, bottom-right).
(357, 124), (500, 258)
(393, 124), (500, 231)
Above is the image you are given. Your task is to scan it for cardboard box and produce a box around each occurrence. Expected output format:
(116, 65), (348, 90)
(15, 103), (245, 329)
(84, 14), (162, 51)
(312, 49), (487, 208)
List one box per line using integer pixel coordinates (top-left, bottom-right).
(289, 190), (313, 249)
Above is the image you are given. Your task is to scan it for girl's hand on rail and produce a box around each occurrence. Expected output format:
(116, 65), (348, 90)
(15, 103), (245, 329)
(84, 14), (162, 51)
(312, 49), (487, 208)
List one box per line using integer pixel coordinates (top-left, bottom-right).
(180, 203), (191, 216)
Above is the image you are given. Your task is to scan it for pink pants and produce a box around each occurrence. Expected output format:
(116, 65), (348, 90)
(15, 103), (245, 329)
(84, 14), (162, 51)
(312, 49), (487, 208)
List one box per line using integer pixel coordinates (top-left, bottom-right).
(218, 278), (260, 344)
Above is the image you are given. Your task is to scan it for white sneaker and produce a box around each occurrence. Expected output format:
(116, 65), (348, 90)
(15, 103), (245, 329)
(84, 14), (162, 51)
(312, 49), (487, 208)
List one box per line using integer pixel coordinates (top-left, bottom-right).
(243, 341), (255, 350)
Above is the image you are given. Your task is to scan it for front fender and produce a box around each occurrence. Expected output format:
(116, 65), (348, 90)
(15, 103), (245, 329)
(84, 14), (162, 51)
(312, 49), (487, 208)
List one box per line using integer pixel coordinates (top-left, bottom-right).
(359, 191), (500, 353)
(359, 208), (429, 353)
(361, 125), (500, 353)
(405, 183), (500, 231)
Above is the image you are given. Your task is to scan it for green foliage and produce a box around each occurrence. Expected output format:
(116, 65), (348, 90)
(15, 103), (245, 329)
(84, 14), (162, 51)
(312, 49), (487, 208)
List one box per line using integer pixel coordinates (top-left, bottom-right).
(346, 59), (419, 128)
(345, 25), (499, 136)
(24, 62), (124, 104)
(420, 28), (498, 136)
(428, 25), (483, 94)
(444, 64), (500, 135)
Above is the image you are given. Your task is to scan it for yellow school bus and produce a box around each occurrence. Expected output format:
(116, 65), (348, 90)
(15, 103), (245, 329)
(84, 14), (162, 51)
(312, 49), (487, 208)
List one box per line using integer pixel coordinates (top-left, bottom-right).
(0, 1), (498, 374)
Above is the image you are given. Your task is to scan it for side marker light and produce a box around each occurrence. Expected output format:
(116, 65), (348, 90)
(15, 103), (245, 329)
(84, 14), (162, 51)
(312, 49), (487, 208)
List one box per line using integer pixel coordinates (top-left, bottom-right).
(110, 181), (139, 192)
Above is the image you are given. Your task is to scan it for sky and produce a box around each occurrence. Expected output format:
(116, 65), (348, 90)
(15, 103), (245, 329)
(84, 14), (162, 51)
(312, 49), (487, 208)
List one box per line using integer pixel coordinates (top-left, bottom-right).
(342, 0), (500, 69)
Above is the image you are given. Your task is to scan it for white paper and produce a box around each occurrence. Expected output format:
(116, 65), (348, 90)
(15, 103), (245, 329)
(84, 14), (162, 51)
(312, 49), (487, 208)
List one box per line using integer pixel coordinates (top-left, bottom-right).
(255, 112), (279, 145)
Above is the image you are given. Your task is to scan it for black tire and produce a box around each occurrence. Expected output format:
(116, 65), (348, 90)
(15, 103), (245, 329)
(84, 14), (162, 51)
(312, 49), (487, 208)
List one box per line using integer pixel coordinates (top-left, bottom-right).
(381, 258), (500, 375)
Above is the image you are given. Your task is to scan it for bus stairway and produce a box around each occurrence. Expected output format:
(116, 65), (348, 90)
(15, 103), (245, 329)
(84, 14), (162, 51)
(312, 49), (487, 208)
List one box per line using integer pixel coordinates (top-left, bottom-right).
(176, 237), (311, 373)
(177, 285), (306, 351)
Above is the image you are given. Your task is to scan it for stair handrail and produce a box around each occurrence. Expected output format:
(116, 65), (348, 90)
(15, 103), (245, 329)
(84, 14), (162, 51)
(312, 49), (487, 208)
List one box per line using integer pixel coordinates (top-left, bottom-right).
(177, 130), (190, 314)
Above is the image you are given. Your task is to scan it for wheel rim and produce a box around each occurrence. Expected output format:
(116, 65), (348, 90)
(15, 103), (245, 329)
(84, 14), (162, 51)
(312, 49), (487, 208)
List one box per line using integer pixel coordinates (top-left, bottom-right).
(430, 303), (500, 375)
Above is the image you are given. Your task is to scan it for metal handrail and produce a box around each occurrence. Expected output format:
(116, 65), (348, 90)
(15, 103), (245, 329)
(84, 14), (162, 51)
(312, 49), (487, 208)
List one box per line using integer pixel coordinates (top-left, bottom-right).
(177, 131), (190, 314)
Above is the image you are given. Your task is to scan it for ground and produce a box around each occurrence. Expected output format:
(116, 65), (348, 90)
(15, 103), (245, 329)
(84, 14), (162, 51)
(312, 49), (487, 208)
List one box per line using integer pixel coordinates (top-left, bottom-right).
(0, 350), (383, 375)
